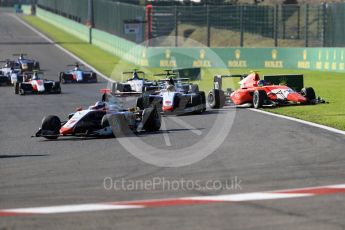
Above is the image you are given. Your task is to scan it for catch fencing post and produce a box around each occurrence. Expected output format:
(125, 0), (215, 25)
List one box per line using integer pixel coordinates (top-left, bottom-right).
(321, 3), (326, 47)
(274, 4), (278, 47)
(207, 5), (210, 47)
(87, 0), (93, 44)
(175, 5), (178, 47)
(304, 4), (309, 47)
(240, 5), (244, 47)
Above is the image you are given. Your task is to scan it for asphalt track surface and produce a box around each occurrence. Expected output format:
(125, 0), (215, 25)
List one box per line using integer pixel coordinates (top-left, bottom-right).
(1, 12), (345, 230)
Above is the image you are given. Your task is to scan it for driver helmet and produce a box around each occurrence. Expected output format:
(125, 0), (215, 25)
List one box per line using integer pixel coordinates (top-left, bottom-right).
(132, 71), (139, 80)
(257, 80), (267, 86)
(74, 67), (78, 71)
(92, 101), (106, 110)
(168, 77), (175, 86)
(32, 72), (39, 80)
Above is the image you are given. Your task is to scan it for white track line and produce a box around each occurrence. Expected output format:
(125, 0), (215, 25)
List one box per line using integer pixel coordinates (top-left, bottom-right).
(250, 108), (345, 136)
(1, 183), (345, 216)
(12, 14), (112, 82)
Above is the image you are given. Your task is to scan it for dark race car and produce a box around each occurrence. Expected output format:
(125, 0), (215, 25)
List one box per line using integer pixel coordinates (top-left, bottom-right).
(59, 63), (97, 84)
(34, 90), (161, 140)
(6, 54), (40, 73)
(14, 71), (61, 95)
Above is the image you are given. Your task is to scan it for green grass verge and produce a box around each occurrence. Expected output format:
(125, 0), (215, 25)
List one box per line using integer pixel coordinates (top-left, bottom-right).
(23, 15), (345, 131)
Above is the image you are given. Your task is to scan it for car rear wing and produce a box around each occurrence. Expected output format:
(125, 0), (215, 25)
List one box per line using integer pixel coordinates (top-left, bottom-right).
(213, 74), (245, 90)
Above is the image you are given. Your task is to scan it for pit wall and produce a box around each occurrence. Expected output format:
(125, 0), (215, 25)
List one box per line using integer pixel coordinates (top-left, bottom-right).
(36, 7), (345, 72)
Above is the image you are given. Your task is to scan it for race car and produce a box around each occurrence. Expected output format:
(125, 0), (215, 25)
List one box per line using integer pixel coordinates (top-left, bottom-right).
(14, 71), (61, 95)
(135, 70), (206, 115)
(0, 60), (22, 86)
(6, 54), (40, 73)
(208, 71), (324, 109)
(115, 69), (158, 93)
(0, 68), (11, 86)
(34, 90), (161, 139)
(59, 63), (97, 83)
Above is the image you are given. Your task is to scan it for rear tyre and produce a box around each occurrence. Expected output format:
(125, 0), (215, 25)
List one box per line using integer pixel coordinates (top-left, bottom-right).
(92, 73), (98, 83)
(301, 87), (316, 103)
(34, 61), (40, 70)
(41, 115), (61, 139)
(136, 97), (144, 110)
(142, 107), (161, 132)
(101, 115), (110, 128)
(59, 72), (66, 84)
(14, 82), (19, 94)
(55, 82), (61, 94)
(208, 89), (225, 109)
(253, 90), (267, 109)
(19, 83), (25, 95)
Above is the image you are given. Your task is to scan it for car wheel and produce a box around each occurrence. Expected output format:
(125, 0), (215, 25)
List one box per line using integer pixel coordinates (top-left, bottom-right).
(41, 115), (61, 139)
(208, 89), (225, 109)
(19, 85), (25, 95)
(136, 96), (144, 110)
(55, 82), (61, 94)
(92, 73), (97, 83)
(59, 72), (66, 84)
(253, 90), (267, 109)
(142, 107), (161, 132)
(34, 61), (40, 70)
(301, 87), (316, 103)
(14, 82), (19, 94)
(101, 115), (110, 128)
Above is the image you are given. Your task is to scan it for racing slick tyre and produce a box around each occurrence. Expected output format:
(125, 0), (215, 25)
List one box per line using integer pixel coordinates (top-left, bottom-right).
(54, 82), (61, 94)
(301, 87), (316, 104)
(191, 92), (206, 114)
(19, 83), (25, 95)
(200, 91), (206, 112)
(108, 114), (133, 137)
(253, 90), (268, 109)
(116, 83), (131, 92)
(92, 73), (98, 83)
(59, 72), (66, 84)
(14, 82), (19, 94)
(41, 115), (61, 139)
(101, 115), (110, 128)
(136, 97), (144, 110)
(142, 107), (161, 132)
(189, 84), (199, 93)
(34, 61), (40, 70)
(208, 89), (225, 109)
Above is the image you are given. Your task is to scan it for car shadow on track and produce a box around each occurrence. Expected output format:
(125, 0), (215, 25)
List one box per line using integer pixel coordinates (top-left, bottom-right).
(0, 154), (48, 159)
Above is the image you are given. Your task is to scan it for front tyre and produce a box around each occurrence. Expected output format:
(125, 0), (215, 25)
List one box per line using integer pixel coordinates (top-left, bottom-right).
(208, 89), (225, 109)
(253, 90), (267, 109)
(14, 82), (19, 94)
(142, 107), (161, 132)
(301, 87), (316, 103)
(41, 115), (61, 139)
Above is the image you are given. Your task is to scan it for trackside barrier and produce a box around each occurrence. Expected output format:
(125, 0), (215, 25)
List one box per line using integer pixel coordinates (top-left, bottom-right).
(36, 7), (345, 73)
(36, 7), (144, 65)
(36, 7), (90, 42)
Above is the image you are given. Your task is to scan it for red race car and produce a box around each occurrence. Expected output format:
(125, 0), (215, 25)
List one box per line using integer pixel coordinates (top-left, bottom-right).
(208, 72), (324, 109)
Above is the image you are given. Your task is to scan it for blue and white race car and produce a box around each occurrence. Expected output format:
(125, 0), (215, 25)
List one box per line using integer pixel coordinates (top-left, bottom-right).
(136, 70), (206, 115)
(59, 63), (97, 84)
(0, 60), (22, 86)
